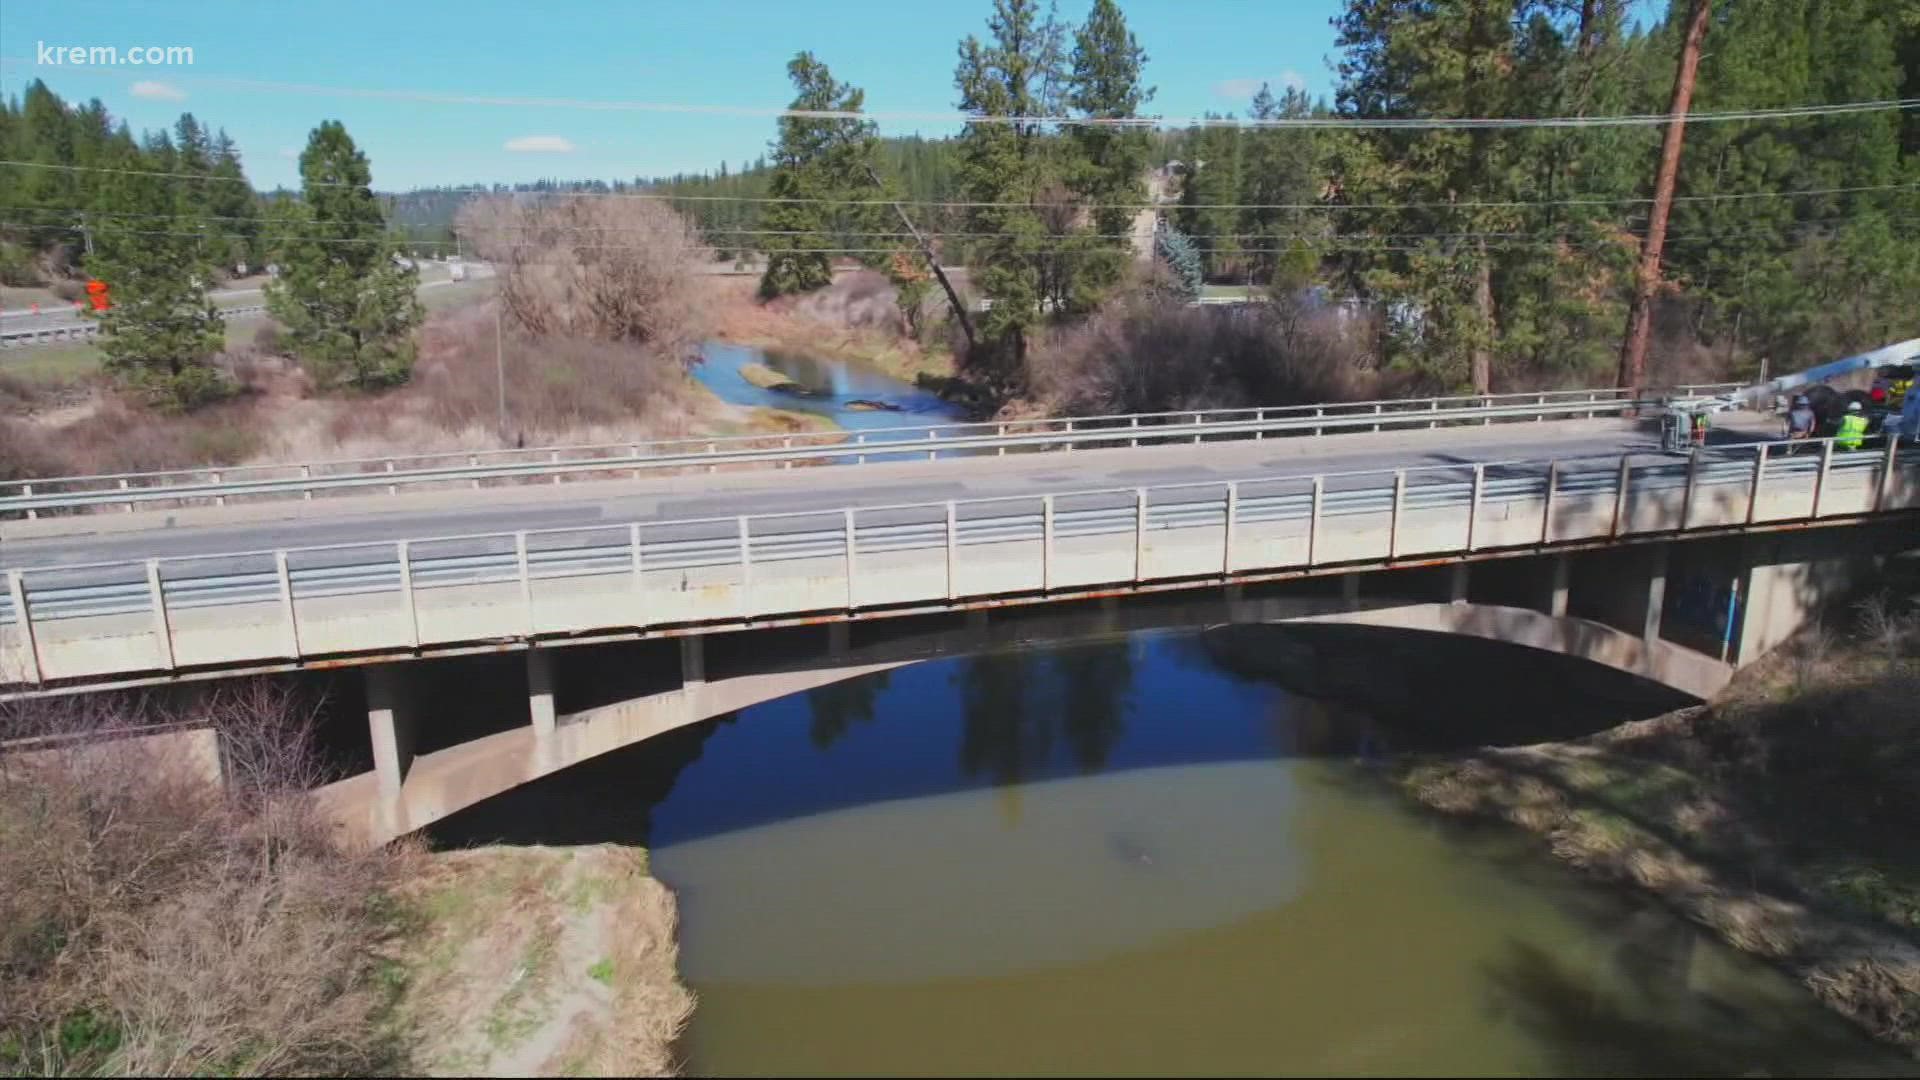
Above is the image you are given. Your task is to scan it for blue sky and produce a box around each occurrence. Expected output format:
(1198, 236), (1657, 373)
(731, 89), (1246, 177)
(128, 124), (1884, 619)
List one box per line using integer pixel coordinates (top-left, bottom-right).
(0, 0), (1354, 191)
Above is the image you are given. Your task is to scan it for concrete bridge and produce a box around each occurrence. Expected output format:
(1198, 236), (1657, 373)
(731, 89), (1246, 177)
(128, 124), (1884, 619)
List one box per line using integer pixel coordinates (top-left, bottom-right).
(2, 396), (1914, 844)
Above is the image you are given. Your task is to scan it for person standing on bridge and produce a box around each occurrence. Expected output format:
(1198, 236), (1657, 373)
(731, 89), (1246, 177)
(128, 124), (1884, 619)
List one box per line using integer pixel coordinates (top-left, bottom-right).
(1836, 401), (1869, 451)
(1785, 395), (1818, 453)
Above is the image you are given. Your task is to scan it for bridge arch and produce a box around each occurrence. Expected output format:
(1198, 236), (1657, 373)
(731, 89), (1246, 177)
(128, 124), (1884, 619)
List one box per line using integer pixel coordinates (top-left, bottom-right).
(319, 587), (1730, 847)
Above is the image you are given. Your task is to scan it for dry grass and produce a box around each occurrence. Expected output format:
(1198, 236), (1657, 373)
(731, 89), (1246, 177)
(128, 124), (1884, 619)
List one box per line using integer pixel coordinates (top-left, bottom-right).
(1398, 564), (1920, 1051)
(393, 845), (693, 1077)
(0, 683), (417, 1076)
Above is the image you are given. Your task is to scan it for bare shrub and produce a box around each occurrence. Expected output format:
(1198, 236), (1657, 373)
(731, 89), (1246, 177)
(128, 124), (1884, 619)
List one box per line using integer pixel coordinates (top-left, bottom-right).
(1026, 290), (1375, 416)
(0, 682), (411, 1076)
(1852, 592), (1915, 662)
(49, 279), (84, 304)
(252, 322), (282, 354)
(457, 194), (709, 351)
(787, 268), (905, 334)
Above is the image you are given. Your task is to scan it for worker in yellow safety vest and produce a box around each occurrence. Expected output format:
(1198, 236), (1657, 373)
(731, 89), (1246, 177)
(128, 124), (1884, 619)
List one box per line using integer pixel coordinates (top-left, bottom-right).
(1836, 401), (1869, 451)
(1891, 369), (1913, 411)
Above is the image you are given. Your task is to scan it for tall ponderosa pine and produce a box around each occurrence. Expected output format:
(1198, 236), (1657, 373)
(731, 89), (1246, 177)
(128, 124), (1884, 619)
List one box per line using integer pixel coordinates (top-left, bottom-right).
(954, 0), (1067, 384)
(759, 53), (883, 298)
(90, 135), (227, 409)
(266, 121), (420, 389)
(1064, 0), (1152, 303)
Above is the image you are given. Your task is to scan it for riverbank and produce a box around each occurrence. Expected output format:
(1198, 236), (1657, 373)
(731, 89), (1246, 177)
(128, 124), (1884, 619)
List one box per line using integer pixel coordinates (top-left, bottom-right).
(701, 275), (956, 387)
(1398, 570), (1920, 1054)
(390, 845), (693, 1077)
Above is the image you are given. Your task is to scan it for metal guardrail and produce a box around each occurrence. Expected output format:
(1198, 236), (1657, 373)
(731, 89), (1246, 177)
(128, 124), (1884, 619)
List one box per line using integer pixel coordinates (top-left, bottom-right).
(0, 305), (269, 349)
(0, 385), (1748, 518)
(2, 432), (1909, 690)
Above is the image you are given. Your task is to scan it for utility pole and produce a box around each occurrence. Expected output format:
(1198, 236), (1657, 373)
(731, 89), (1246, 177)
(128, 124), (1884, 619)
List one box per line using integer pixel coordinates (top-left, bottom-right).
(495, 303), (507, 442)
(1617, 0), (1711, 396)
(864, 165), (976, 351)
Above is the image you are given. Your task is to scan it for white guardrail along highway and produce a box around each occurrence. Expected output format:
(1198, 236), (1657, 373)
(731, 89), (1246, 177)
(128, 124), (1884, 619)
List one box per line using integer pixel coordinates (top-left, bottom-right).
(0, 385), (1748, 518)
(0, 306), (269, 349)
(3, 431), (1913, 690)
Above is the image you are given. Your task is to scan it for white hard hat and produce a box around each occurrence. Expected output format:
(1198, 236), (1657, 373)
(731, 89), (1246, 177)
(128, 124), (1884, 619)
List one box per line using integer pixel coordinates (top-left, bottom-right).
(1848, 401), (1862, 411)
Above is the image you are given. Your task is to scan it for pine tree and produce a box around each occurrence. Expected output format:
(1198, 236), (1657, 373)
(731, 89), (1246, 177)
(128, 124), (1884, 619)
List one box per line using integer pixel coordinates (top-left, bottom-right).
(265, 121), (421, 389)
(759, 53), (881, 299)
(1065, 0), (1152, 304)
(954, 0), (1067, 385)
(89, 135), (227, 410)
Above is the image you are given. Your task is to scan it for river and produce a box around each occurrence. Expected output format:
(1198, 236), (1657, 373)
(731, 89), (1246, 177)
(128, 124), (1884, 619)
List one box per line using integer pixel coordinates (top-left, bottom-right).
(426, 623), (1911, 1076)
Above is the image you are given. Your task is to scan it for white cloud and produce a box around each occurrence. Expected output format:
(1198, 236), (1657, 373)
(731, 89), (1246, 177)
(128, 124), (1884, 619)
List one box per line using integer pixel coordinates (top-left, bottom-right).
(129, 80), (186, 102)
(1211, 71), (1308, 101)
(504, 135), (576, 153)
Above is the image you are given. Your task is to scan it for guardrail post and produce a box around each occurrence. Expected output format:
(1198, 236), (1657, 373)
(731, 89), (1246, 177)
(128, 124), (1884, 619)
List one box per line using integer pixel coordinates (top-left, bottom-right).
(397, 541), (420, 648)
(1314, 407), (1324, 437)
(384, 460), (398, 496)
(6, 570), (42, 685)
(1483, 398), (1493, 426)
(1062, 421), (1074, 454)
(1610, 455), (1632, 537)
(210, 471), (225, 507)
(855, 433), (867, 465)
(630, 444), (642, 481)
(737, 516), (753, 615)
(928, 429), (939, 461)
(1133, 488), (1147, 581)
(1388, 470), (1406, 558)
(469, 455), (481, 489)
(1535, 393), (1546, 421)
(843, 509), (858, 609)
(22, 484), (33, 520)
(629, 523), (645, 599)
(301, 464), (313, 501)
(1678, 448), (1701, 531)
(1538, 460), (1559, 545)
(1130, 416), (1140, 448)
(1466, 464), (1485, 551)
(1587, 391), (1599, 420)
(1745, 443), (1769, 525)
(1812, 439), (1834, 518)
(1307, 476), (1323, 566)
(1254, 410), (1265, 440)
(1193, 413), (1203, 445)
(118, 477), (133, 513)
(145, 560), (175, 671)
(706, 442), (717, 474)
(550, 450), (563, 484)
(945, 501), (958, 600)
(1429, 400), (1439, 429)
(782, 437), (794, 469)
(515, 531), (534, 636)
(1876, 434), (1900, 512)
(275, 551), (300, 659)
(1372, 403), (1383, 433)
(1222, 482), (1239, 574)
(1042, 495), (1055, 591)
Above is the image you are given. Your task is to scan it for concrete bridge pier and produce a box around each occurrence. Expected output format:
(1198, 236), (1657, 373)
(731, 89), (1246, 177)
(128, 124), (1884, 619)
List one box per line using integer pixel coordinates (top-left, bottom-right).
(365, 664), (416, 837)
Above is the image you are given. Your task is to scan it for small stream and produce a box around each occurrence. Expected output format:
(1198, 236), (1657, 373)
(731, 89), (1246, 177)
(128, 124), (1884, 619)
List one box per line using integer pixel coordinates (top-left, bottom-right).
(692, 341), (966, 439)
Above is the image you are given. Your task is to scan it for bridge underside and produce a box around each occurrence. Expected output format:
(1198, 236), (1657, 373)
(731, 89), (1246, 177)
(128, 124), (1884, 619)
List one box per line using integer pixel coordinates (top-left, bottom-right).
(319, 535), (1822, 846)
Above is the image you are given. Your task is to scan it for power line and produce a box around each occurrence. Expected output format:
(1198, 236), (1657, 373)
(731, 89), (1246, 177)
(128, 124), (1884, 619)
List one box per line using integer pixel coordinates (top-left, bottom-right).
(3, 159), (1912, 214)
(6, 64), (1913, 130)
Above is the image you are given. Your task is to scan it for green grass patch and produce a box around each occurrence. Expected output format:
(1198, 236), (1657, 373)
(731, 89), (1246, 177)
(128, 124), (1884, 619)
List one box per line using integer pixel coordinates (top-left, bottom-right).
(587, 957), (615, 986)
